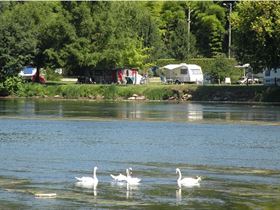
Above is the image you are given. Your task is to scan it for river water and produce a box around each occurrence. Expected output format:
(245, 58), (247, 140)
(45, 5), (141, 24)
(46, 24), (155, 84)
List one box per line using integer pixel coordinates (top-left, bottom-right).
(0, 99), (279, 209)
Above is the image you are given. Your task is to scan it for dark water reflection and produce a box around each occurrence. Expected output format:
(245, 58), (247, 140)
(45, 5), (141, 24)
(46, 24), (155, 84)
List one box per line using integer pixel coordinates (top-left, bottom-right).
(0, 99), (280, 209)
(0, 98), (280, 123)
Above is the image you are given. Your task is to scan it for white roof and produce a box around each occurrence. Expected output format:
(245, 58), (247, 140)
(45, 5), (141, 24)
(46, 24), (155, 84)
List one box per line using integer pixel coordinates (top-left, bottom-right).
(18, 67), (37, 77)
(163, 63), (201, 70)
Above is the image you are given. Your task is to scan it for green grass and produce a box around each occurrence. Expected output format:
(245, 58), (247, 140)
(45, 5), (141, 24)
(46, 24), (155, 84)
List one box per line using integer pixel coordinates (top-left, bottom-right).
(15, 83), (280, 102)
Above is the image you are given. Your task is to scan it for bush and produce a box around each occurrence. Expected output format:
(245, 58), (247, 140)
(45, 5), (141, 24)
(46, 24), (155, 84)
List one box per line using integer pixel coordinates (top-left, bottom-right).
(0, 82), (8, 96)
(102, 85), (117, 100)
(143, 87), (173, 100)
(45, 68), (62, 81)
(3, 77), (24, 95)
(23, 83), (47, 97)
(190, 57), (239, 83)
(156, 58), (178, 67)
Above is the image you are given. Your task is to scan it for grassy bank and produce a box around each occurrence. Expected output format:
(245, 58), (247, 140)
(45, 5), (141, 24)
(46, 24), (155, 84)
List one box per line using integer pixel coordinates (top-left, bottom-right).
(6, 83), (280, 102)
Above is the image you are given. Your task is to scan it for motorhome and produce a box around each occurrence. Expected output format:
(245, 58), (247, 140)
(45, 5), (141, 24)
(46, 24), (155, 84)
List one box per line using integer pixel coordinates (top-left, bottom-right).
(18, 66), (46, 83)
(19, 66), (37, 81)
(263, 68), (280, 86)
(161, 63), (203, 84)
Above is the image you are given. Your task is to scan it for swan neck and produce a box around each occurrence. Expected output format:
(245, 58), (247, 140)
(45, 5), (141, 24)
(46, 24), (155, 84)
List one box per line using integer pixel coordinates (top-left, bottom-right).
(93, 168), (97, 179)
(177, 170), (182, 181)
(126, 169), (130, 178)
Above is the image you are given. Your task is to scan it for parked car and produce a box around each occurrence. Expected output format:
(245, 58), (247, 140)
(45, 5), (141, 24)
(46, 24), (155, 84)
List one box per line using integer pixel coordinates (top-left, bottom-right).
(237, 77), (260, 84)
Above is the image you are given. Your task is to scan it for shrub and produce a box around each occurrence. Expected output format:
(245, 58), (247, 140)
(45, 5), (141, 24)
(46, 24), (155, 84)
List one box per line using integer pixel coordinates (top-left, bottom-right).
(3, 77), (24, 95)
(143, 87), (173, 100)
(102, 85), (117, 100)
(26, 83), (48, 97)
(45, 68), (62, 81)
(0, 82), (8, 96)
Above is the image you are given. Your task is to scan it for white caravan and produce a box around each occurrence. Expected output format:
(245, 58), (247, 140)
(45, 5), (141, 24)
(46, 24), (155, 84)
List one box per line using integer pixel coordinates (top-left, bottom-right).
(161, 63), (203, 84)
(263, 68), (280, 86)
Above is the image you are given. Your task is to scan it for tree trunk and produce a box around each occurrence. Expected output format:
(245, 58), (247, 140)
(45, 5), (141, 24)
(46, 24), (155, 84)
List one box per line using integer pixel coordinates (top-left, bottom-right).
(34, 68), (41, 83)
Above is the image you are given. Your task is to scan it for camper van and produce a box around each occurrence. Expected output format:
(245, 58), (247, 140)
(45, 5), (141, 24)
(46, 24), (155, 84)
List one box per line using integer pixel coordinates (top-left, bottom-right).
(263, 68), (280, 86)
(161, 63), (203, 84)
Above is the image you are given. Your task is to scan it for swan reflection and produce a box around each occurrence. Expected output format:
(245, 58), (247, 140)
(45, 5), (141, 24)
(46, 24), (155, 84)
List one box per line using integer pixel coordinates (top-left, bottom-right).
(111, 181), (127, 187)
(75, 181), (98, 196)
(176, 188), (182, 203)
(126, 183), (139, 199)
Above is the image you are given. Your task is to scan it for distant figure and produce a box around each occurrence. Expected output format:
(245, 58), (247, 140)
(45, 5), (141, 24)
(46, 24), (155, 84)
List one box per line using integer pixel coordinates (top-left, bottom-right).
(160, 75), (167, 83)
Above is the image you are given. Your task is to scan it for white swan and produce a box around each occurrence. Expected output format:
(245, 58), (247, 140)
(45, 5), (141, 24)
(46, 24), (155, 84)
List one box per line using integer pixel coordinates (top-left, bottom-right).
(176, 168), (201, 188)
(110, 168), (132, 182)
(126, 168), (141, 185)
(75, 166), (98, 186)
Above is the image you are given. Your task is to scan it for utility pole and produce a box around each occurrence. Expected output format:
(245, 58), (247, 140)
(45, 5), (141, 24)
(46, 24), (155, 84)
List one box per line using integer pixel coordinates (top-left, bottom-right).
(187, 7), (192, 56)
(223, 2), (232, 58)
(228, 3), (232, 59)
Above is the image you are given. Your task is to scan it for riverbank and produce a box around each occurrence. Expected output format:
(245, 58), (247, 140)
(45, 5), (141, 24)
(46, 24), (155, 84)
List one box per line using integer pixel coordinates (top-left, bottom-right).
(2, 83), (280, 102)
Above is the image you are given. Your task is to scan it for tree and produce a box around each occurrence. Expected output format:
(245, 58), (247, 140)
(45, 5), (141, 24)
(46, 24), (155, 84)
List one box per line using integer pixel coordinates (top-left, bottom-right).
(0, 2), (72, 82)
(169, 18), (196, 60)
(0, 2), (40, 81)
(90, 2), (154, 69)
(232, 1), (280, 72)
(0, 1), (235, 81)
(160, 2), (187, 58)
(192, 2), (226, 57)
(208, 55), (235, 83)
(36, 3), (76, 70)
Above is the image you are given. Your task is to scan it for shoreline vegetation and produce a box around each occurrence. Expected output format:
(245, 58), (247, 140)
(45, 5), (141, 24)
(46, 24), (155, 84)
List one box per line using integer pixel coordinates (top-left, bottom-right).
(1, 82), (280, 103)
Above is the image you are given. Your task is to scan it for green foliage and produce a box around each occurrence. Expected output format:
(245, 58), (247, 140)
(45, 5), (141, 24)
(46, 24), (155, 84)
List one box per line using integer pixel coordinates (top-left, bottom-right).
(0, 3), (39, 78)
(22, 83), (47, 97)
(1, 1), (278, 81)
(45, 68), (62, 81)
(156, 58), (179, 67)
(232, 1), (280, 72)
(169, 18), (196, 60)
(101, 35), (148, 69)
(207, 56), (232, 82)
(102, 85), (117, 100)
(60, 85), (83, 98)
(3, 76), (24, 95)
(38, 5), (76, 70)
(143, 87), (173, 100)
(11, 82), (280, 102)
(192, 1), (226, 57)
(0, 82), (8, 96)
(189, 57), (239, 83)
(62, 38), (99, 76)
(261, 87), (280, 102)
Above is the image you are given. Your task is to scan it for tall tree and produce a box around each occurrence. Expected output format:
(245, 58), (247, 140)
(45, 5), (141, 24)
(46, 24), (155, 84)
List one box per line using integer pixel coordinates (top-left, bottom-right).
(169, 17), (196, 60)
(160, 2), (196, 59)
(0, 2), (42, 81)
(192, 1), (226, 57)
(95, 2), (154, 69)
(232, 1), (280, 72)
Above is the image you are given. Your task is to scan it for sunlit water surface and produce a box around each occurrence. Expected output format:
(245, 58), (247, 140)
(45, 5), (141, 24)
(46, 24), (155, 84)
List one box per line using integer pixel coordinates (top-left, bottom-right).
(0, 99), (280, 209)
